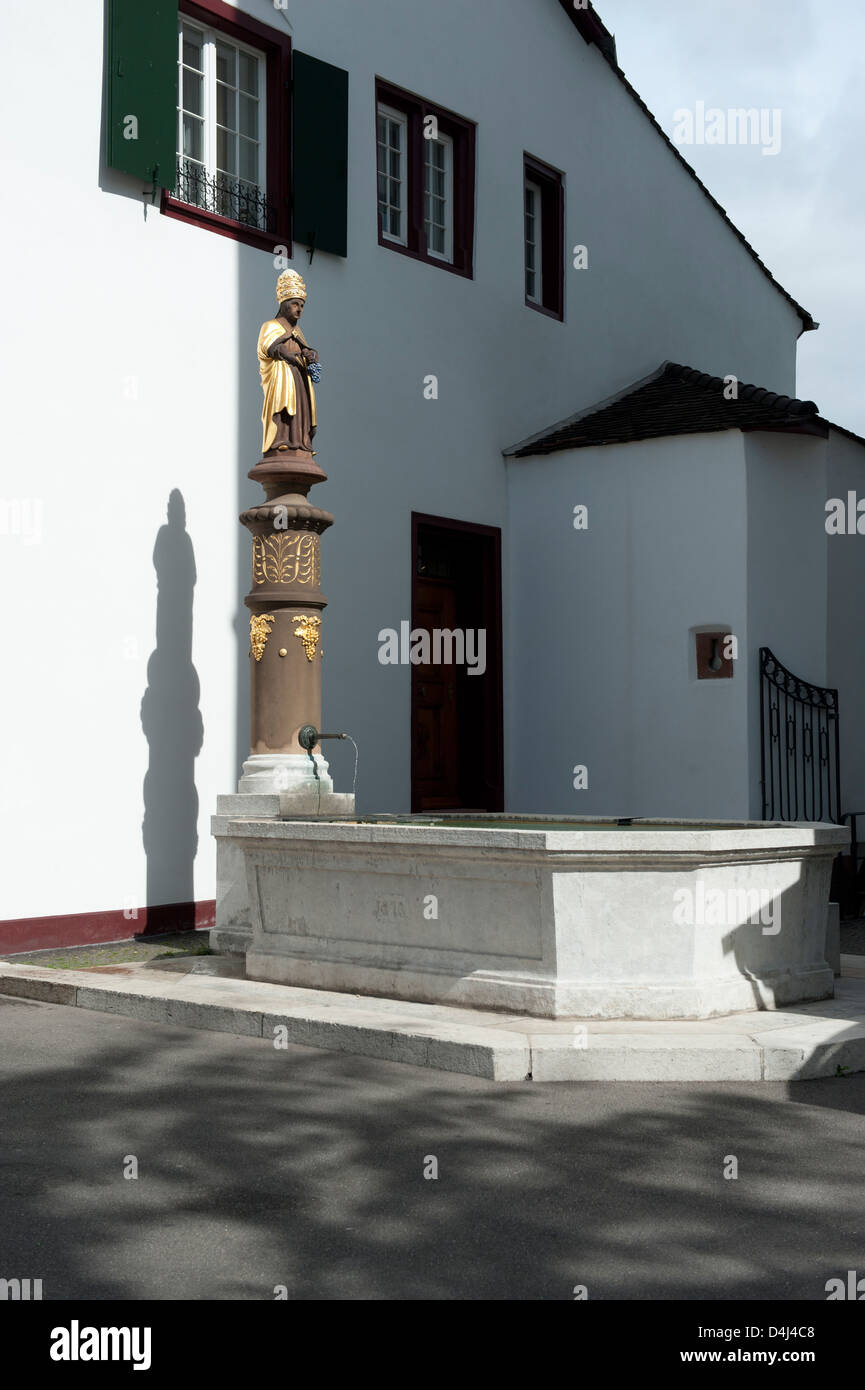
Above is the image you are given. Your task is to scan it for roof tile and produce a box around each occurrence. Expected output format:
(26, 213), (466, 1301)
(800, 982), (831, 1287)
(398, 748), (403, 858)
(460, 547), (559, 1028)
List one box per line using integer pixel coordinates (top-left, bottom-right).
(507, 361), (826, 457)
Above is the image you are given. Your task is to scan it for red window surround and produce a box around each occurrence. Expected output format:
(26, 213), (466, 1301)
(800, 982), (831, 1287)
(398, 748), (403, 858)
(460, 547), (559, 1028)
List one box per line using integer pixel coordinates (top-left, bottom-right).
(524, 152), (564, 321)
(162, 0), (291, 254)
(375, 78), (475, 279)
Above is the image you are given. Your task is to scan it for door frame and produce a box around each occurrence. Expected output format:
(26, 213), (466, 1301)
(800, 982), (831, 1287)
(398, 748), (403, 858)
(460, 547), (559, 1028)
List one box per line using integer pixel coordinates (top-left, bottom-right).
(410, 511), (504, 812)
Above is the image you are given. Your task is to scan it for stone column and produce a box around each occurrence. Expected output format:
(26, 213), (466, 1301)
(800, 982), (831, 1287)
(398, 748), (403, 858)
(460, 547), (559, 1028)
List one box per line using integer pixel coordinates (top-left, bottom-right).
(238, 452), (333, 795)
(212, 448), (354, 957)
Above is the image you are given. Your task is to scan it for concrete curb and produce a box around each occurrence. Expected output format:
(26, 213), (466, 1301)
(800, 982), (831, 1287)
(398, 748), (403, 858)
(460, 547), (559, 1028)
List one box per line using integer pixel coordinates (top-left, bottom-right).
(2, 959), (865, 1083)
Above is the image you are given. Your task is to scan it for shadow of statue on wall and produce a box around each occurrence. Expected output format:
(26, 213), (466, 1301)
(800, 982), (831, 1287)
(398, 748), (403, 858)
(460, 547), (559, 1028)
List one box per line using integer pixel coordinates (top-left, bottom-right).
(140, 490), (204, 935)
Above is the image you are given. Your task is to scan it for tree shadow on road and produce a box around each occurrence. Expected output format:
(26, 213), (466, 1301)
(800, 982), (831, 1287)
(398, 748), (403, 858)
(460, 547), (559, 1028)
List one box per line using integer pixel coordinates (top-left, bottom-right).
(1, 1000), (863, 1300)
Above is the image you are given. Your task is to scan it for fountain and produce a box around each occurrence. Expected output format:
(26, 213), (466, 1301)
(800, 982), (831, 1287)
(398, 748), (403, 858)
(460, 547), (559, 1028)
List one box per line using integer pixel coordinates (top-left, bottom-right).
(213, 275), (847, 1021)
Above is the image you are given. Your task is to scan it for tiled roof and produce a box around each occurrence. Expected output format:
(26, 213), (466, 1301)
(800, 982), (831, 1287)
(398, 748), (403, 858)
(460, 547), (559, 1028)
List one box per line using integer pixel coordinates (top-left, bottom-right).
(555, 2), (816, 331)
(505, 362), (828, 457)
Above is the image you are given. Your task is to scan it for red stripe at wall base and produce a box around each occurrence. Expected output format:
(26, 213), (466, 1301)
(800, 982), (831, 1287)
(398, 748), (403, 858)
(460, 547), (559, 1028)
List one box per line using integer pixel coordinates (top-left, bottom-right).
(0, 901), (216, 955)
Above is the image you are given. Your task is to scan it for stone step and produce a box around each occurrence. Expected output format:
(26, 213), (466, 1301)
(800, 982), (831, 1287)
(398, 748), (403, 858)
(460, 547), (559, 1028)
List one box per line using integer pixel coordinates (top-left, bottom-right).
(1, 959), (864, 1083)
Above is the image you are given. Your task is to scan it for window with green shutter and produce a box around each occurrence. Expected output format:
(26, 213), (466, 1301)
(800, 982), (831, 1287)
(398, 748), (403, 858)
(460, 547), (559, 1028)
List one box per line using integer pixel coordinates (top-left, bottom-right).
(105, 0), (350, 259)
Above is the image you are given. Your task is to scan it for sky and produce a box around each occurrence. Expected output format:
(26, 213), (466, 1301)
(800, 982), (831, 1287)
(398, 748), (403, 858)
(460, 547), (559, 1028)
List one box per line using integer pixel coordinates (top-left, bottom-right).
(595, 0), (865, 434)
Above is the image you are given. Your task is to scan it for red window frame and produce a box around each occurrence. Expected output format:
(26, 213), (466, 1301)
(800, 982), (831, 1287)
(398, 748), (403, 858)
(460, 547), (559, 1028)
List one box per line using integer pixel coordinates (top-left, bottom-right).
(162, 0), (291, 254)
(375, 78), (475, 279)
(524, 153), (564, 321)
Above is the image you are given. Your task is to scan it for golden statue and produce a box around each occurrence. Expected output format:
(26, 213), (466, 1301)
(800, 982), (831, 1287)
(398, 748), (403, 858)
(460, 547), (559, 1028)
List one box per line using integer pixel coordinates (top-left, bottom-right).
(257, 268), (319, 456)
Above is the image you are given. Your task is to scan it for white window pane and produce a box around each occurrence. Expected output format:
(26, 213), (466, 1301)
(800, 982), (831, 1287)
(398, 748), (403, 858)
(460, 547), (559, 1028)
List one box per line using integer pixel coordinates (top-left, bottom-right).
(239, 51), (258, 96)
(182, 68), (202, 116)
(183, 113), (203, 161)
(239, 137), (258, 182)
(183, 34), (202, 71)
(217, 127), (236, 175)
(216, 42), (236, 85)
(239, 92), (258, 139)
(217, 85), (236, 130)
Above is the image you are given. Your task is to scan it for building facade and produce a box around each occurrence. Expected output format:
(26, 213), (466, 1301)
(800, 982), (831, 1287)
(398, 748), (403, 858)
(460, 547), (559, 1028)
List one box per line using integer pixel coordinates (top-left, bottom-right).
(1, 0), (839, 947)
(506, 365), (865, 827)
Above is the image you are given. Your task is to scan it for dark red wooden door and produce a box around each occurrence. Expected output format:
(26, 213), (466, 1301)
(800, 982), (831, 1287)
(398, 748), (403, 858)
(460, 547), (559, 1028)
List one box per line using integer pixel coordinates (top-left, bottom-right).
(410, 515), (504, 814)
(412, 578), (460, 809)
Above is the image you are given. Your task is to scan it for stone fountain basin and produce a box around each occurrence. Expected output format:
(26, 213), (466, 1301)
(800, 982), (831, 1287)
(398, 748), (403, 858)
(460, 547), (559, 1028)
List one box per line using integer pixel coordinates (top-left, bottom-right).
(218, 815), (849, 1020)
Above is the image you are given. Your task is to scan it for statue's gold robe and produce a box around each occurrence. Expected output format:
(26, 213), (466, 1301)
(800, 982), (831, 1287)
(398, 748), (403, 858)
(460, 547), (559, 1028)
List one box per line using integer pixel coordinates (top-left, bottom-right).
(257, 318), (317, 454)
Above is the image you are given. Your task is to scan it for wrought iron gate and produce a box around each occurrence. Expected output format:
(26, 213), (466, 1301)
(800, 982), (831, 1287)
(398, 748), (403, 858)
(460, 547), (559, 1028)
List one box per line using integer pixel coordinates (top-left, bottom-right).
(759, 647), (841, 824)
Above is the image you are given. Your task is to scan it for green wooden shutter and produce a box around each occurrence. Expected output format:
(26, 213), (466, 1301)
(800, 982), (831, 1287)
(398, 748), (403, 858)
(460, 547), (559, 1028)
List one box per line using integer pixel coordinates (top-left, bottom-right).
(292, 52), (349, 257)
(106, 0), (178, 191)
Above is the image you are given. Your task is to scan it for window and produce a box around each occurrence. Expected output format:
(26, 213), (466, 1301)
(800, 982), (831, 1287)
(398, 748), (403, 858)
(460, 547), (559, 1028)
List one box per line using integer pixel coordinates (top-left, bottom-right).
(107, 0), (348, 257)
(177, 21), (267, 229)
(524, 154), (564, 319)
(424, 132), (453, 262)
(160, 0), (291, 253)
(524, 179), (542, 304)
(377, 104), (408, 245)
(375, 79), (475, 277)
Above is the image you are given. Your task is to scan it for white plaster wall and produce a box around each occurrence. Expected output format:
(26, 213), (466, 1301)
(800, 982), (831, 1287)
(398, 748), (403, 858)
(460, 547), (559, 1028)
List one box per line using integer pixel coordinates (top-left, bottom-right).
(826, 429), (865, 818)
(0, 0), (803, 920)
(506, 432), (751, 818)
(744, 433), (829, 817)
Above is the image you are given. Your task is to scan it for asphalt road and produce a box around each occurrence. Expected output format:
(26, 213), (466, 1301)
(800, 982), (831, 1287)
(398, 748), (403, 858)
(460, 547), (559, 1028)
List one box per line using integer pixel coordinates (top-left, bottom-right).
(1, 994), (864, 1301)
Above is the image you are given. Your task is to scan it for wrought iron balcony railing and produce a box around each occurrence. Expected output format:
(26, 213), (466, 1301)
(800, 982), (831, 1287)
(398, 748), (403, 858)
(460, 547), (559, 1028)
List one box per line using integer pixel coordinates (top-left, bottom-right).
(175, 159), (275, 233)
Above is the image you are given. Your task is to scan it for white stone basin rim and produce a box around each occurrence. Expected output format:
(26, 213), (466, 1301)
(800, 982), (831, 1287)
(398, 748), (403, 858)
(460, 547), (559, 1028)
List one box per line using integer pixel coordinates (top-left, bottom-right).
(217, 818), (849, 1021)
(216, 816), (849, 858)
